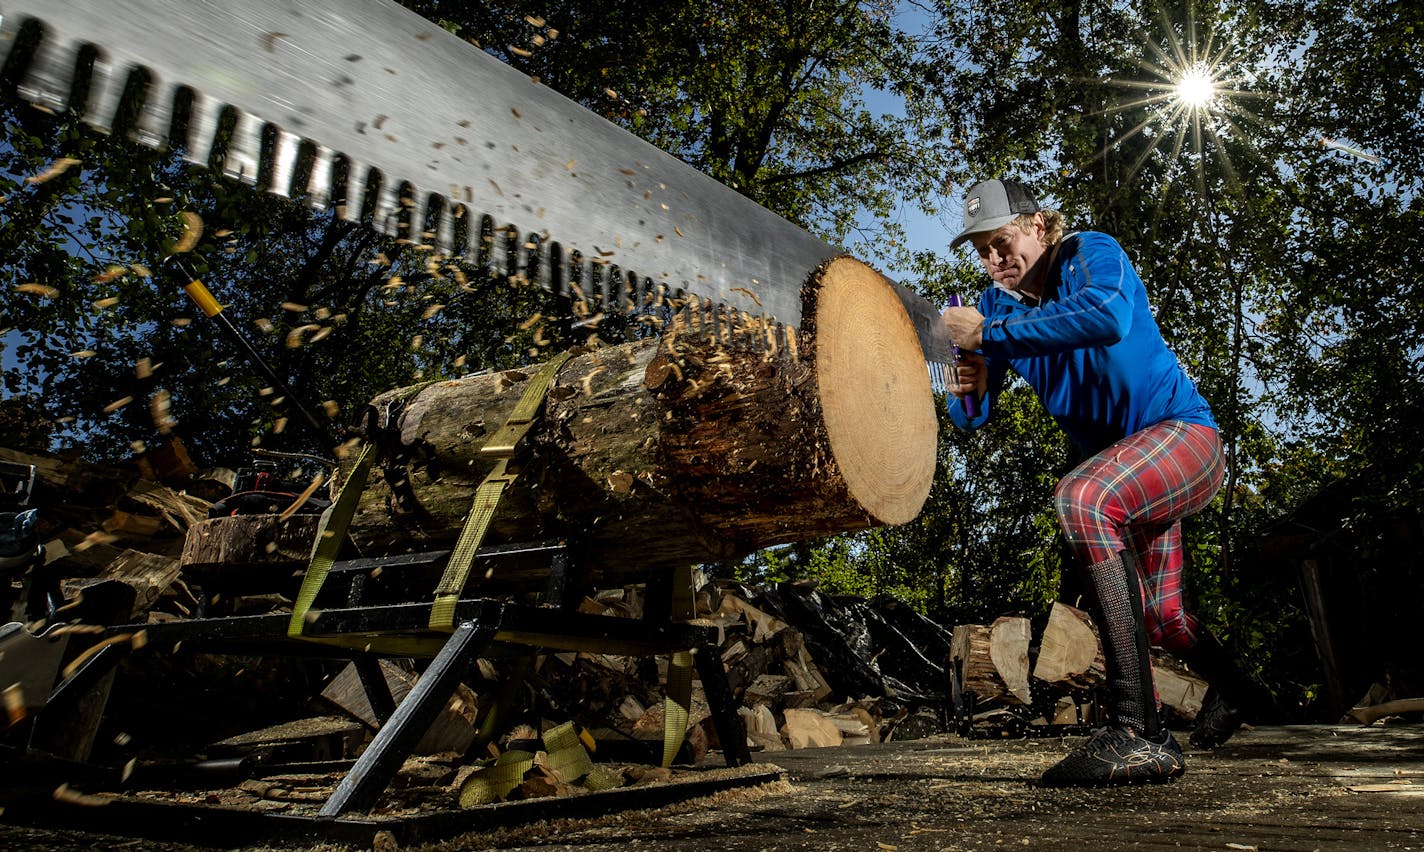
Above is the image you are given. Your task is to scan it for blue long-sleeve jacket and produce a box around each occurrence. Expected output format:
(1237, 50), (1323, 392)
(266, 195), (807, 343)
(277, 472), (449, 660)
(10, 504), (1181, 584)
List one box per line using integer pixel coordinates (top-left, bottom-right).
(946, 231), (1215, 455)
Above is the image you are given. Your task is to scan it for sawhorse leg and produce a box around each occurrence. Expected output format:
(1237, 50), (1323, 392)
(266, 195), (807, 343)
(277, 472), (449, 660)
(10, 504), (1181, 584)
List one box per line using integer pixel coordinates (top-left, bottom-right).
(353, 656), (397, 726)
(319, 620), (496, 817)
(693, 638), (750, 766)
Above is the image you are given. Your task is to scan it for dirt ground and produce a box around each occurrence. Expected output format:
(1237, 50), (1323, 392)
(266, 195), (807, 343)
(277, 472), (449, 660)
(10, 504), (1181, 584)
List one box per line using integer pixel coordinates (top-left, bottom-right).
(3, 723), (1422, 851)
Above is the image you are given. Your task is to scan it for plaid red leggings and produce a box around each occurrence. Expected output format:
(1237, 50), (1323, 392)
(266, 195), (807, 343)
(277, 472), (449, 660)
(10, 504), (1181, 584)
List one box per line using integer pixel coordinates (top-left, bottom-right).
(1054, 421), (1225, 652)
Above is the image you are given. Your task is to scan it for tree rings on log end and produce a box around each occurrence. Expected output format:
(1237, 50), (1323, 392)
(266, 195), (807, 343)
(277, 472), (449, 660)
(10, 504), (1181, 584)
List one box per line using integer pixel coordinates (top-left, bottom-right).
(811, 257), (935, 525)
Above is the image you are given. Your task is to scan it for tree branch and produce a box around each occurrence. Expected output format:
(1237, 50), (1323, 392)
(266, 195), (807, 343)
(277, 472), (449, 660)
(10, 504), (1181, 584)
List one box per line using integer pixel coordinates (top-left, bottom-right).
(761, 150), (889, 186)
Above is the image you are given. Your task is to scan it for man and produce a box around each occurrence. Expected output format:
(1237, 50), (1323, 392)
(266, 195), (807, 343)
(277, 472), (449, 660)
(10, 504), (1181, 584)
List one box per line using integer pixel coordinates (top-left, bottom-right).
(941, 178), (1259, 786)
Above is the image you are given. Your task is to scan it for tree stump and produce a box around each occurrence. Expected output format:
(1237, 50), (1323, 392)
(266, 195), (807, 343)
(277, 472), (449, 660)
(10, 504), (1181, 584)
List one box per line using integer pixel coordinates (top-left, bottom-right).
(346, 256), (937, 580)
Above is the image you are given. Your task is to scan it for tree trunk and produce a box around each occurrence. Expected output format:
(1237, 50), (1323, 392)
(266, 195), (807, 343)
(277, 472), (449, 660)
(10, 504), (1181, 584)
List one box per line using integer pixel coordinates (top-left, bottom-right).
(347, 256), (936, 580)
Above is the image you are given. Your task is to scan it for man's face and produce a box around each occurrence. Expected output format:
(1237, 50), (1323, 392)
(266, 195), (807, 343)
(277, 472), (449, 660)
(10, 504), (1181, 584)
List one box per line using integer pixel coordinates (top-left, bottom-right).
(970, 214), (1047, 292)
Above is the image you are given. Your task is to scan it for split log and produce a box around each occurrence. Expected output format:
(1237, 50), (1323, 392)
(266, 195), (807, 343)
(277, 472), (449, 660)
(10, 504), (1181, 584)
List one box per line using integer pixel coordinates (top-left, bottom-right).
(1151, 652), (1208, 721)
(346, 256), (937, 579)
(96, 549), (183, 619)
(950, 616), (1032, 706)
(738, 704), (784, 751)
(780, 707), (842, 748)
(1342, 697), (1424, 726)
(1032, 601), (1106, 690)
(179, 513), (322, 594)
(320, 660), (479, 755)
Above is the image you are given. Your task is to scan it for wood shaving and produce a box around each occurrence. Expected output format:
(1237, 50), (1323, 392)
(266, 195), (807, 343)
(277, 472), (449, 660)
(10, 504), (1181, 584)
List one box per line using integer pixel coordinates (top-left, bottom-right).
(92, 265), (127, 284)
(16, 283), (58, 298)
(173, 211), (203, 253)
(26, 157), (80, 184)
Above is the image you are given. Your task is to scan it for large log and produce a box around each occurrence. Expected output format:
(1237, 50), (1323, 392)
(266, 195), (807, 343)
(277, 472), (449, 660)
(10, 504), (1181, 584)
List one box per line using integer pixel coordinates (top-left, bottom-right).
(346, 257), (937, 579)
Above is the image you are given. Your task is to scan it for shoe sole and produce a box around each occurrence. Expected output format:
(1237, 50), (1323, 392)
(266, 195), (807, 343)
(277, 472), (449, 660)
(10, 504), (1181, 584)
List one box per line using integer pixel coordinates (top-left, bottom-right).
(1039, 770), (1185, 788)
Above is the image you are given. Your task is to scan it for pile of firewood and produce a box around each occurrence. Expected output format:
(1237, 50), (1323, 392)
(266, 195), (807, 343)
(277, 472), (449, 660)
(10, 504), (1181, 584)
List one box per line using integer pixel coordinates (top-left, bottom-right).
(948, 602), (1209, 734)
(2, 442), (219, 627)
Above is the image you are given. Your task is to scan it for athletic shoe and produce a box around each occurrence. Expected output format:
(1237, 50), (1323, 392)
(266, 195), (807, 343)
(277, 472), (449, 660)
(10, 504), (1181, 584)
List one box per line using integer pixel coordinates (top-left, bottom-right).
(1039, 725), (1186, 787)
(1190, 686), (1245, 749)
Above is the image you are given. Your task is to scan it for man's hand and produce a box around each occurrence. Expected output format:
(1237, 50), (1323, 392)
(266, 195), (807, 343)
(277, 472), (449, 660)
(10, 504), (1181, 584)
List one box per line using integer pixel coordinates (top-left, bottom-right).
(951, 351), (987, 403)
(941, 304), (985, 351)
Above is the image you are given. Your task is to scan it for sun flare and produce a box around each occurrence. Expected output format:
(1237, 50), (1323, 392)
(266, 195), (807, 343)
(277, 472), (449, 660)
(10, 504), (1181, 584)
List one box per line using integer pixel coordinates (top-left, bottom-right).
(1175, 65), (1217, 109)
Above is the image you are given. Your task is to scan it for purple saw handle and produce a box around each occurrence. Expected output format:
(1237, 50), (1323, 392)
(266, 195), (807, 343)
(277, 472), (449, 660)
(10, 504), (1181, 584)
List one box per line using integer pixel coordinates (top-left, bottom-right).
(947, 295), (980, 418)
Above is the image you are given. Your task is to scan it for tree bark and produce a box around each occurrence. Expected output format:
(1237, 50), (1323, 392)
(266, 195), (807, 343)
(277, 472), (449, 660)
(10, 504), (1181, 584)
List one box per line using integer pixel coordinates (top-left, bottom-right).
(346, 256), (937, 580)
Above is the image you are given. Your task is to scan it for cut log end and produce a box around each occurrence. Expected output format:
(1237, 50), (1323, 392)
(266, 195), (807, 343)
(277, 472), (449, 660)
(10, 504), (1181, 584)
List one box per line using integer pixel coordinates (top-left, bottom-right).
(813, 257), (936, 525)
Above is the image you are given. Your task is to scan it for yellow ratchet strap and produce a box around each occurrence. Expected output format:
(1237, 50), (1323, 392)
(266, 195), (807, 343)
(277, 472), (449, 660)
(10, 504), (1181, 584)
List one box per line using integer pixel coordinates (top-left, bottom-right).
(427, 351), (574, 630)
(457, 748), (535, 807)
(287, 441), (374, 640)
(662, 650), (695, 768)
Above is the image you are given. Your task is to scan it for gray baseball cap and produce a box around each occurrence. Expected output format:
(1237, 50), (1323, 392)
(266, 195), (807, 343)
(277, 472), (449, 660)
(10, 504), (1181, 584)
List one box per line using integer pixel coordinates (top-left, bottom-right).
(950, 179), (1041, 248)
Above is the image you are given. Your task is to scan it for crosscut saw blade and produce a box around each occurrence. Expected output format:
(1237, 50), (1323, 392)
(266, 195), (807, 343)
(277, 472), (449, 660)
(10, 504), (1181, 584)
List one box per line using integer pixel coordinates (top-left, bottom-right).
(0, 0), (955, 378)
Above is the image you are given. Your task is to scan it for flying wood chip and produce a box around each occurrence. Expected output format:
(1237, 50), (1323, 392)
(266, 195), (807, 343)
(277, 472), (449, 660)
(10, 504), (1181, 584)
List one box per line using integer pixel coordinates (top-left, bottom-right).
(26, 157), (80, 184)
(92, 266), (126, 284)
(173, 212), (203, 253)
(52, 784), (112, 807)
(731, 286), (762, 307)
(285, 324), (321, 347)
(16, 283), (58, 298)
(3, 684), (24, 725)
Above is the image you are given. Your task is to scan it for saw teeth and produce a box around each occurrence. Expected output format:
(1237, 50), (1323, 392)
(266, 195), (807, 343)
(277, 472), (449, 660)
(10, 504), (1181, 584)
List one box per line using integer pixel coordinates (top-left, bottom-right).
(0, 1), (886, 347)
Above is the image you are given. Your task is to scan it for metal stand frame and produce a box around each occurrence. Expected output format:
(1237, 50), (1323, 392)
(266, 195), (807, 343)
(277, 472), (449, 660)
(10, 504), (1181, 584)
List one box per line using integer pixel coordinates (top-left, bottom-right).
(20, 539), (751, 824)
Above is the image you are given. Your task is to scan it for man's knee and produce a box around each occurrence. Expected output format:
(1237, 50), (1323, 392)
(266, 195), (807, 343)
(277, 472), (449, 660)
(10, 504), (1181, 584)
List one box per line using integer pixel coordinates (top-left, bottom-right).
(1054, 476), (1097, 523)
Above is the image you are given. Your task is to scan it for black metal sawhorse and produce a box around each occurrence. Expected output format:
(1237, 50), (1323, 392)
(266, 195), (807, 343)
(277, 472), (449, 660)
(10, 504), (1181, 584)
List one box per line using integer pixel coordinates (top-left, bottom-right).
(36, 541), (750, 818)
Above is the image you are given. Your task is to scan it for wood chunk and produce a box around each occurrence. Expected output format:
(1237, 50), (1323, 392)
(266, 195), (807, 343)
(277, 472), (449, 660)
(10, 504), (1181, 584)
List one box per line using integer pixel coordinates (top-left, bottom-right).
(1342, 697), (1424, 726)
(211, 716), (365, 758)
(135, 437), (199, 485)
(1152, 652), (1208, 720)
(102, 510), (164, 538)
(1033, 601), (1106, 689)
(320, 660), (478, 755)
(783, 643), (833, 702)
(780, 707), (842, 749)
(96, 549), (182, 618)
(745, 674), (793, 706)
(738, 704), (784, 751)
(951, 616), (1031, 706)
(179, 513), (322, 594)
(720, 595), (791, 643)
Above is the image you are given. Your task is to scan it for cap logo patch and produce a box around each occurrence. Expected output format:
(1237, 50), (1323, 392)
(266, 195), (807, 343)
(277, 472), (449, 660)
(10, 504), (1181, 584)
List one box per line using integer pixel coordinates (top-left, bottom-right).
(966, 196), (981, 216)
